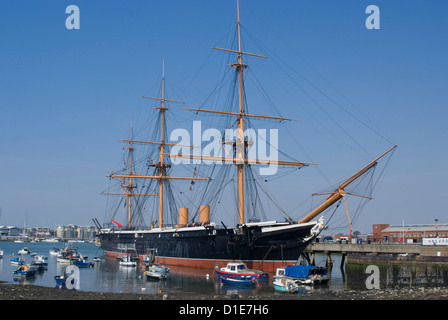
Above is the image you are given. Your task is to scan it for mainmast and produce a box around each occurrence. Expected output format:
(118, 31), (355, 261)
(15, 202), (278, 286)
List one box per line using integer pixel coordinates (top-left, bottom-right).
(180, 0), (312, 225)
(235, 0), (246, 226)
(125, 121), (135, 228)
(157, 60), (167, 229)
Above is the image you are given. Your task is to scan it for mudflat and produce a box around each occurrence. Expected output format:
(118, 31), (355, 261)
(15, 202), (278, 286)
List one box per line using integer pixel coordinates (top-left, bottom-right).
(1, 281), (448, 300)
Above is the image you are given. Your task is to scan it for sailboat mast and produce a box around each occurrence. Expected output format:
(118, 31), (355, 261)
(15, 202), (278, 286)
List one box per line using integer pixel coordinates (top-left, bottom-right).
(127, 122), (134, 228)
(158, 59), (166, 228)
(236, 0), (245, 225)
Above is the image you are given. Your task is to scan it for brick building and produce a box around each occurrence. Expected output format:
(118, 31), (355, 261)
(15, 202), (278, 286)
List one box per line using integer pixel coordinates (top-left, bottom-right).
(372, 224), (448, 243)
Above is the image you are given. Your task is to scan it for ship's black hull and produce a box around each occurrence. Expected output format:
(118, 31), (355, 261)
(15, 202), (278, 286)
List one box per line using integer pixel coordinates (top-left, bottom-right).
(98, 221), (318, 272)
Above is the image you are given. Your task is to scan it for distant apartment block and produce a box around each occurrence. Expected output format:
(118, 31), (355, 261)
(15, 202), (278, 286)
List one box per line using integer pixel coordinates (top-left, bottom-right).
(56, 225), (96, 241)
(0, 226), (21, 237)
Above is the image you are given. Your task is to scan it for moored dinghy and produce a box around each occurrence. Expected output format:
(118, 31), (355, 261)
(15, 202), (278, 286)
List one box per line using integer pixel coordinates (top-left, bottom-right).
(13, 264), (37, 278)
(118, 254), (137, 267)
(273, 265), (329, 293)
(144, 263), (170, 280)
(220, 276), (257, 286)
(32, 255), (48, 271)
(10, 256), (26, 265)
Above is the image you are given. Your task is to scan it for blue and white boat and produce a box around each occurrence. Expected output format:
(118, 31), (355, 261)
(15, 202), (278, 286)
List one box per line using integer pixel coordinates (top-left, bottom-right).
(10, 256), (26, 265)
(214, 262), (269, 280)
(273, 265), (329, 293)
(220, 276), (256, 286)
(54, 274), (75, 288)
(13, 264), (37, 278)
(32, 255), (48, 270)
(72, 259), (94, 268)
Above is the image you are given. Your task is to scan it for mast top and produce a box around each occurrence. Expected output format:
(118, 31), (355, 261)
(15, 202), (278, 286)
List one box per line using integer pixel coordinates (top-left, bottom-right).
(213, 0), (268, 61)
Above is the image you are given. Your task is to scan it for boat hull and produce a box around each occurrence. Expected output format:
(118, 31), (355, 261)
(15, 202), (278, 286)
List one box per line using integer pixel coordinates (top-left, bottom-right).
(98, 221), (318, 272)
(220, 276), (256, 286)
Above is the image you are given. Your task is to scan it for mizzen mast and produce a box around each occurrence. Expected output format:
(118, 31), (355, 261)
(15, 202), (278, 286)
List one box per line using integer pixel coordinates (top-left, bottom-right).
(100, 120), (158, 229)
(108, 60), (211, 228)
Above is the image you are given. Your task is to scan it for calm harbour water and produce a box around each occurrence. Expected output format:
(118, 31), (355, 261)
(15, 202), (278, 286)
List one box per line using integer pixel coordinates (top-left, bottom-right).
(0, 241), (348, 297)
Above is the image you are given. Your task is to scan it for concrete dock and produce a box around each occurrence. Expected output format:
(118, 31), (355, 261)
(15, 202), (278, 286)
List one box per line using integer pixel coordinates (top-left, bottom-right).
(302, 243), (448, 269)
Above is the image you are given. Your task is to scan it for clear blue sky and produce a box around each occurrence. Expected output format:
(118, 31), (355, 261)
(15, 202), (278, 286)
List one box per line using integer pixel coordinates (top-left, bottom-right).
(0, 1), (446, 234)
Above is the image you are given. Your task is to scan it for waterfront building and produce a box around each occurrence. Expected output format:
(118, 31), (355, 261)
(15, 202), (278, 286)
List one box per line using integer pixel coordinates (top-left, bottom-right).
(372, 224), (448, 243)
(56, 225), (96, 241)
(0, 226), (21, 237)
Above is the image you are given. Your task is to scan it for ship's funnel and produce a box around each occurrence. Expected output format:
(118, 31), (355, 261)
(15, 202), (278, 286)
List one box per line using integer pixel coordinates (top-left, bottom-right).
(179, 208), (189, 226)
(200, 205), (210, 224)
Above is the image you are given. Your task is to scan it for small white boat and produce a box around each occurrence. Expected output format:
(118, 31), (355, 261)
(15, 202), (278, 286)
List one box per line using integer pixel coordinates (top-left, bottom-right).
(57, 257), (71, 263)
(93, 256), (105, 262)
(49, 248), (60, 256)
(273, 265), (329, 293)
(118, 254), (137, 267)
(273, 277), (302, 293)
(0, 249), (3, 258)
(10, 256), (26, 265)
(145, 263), (170, 280)
(18, 247), (32, 255)
(32, 255), (48, 270)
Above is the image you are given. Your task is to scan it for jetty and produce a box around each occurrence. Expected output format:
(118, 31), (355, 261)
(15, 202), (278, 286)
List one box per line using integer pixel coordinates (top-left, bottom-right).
(302, 242), (448, 269)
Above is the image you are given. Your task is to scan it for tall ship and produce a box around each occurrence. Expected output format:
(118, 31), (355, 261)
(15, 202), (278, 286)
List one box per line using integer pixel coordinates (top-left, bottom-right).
(94, 1), (396, 272)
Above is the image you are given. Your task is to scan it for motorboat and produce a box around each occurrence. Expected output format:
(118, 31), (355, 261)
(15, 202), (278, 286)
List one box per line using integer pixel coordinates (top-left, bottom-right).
(18, 247), (32, 255)
(49, 248), (61, 256)
(32, 255), (48, 270)
(214, 262), (269, 280)
(72, 259), (94, 268)
(54, 274), (75, 288)
(10, 256), (26, 265)
(118, 254), (137, 267)
(144, 263), (170, 280)
(93, 256), (105, 262)
(13, 264), (37, 278)
(273, 265), (329, 293)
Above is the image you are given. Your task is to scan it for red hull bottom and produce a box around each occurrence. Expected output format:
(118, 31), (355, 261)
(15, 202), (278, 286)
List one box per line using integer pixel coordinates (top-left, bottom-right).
(104, 250), (296, 273)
